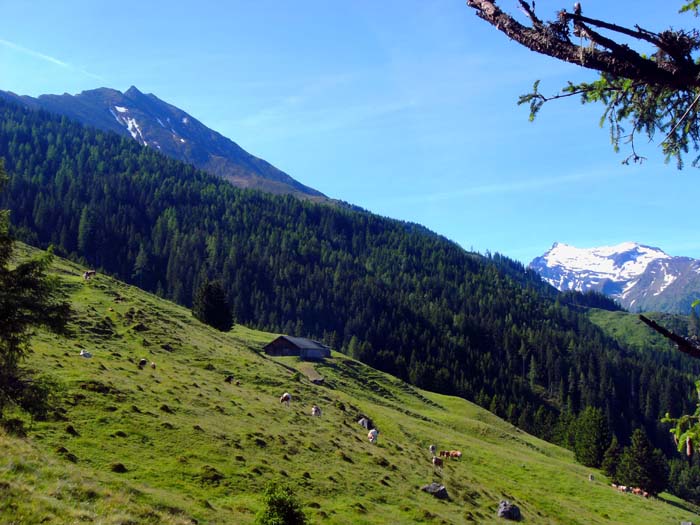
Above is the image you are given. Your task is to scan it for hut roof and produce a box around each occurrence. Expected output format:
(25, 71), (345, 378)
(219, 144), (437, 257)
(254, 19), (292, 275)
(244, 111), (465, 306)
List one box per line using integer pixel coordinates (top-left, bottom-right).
(276, 336), (329, 350)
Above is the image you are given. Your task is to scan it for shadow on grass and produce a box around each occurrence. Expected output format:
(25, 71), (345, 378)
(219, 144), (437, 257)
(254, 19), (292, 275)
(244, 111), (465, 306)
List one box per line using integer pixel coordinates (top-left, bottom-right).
(656, 494), (700, 515)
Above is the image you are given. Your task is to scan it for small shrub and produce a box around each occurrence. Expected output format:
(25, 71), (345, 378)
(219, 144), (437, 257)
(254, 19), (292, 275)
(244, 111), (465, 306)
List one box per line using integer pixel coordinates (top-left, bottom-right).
(255, 482), (308, 525)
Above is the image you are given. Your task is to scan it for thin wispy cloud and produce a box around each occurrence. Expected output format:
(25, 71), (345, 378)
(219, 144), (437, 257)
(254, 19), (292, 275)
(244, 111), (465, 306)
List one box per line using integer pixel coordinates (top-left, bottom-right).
(0, 38), (103, 81)
(376, 168), (626, 206)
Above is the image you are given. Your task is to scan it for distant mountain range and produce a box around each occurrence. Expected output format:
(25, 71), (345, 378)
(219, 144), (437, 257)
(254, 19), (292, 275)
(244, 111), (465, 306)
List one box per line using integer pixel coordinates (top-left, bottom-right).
(529, 242), (700, 313)
(0, 86), (327, 201)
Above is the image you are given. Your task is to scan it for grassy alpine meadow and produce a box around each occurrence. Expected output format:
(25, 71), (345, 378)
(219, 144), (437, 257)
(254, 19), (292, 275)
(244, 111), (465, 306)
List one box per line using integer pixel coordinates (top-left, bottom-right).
(2, 243), (699, 524)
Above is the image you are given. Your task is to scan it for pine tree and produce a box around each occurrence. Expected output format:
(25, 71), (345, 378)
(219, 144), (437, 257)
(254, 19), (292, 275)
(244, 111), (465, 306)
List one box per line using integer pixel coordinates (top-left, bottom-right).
(0, 159), (71, 416)
(573, 407), (610, 468)
(617, 428), (669, 495)
(192, 279), (233, 332)
(601, 435), (622, 482)
(689, 306), (700, 339)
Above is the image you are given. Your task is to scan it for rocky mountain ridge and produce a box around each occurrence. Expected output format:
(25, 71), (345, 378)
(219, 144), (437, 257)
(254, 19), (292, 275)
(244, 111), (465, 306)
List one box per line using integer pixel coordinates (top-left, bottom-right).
(530, 242), (700, 313)
(0, 86), (327, 200)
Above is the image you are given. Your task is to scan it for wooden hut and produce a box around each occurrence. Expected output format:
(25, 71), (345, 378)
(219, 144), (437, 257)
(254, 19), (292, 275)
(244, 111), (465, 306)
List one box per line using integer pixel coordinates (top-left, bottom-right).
(264, 336), (331, 360)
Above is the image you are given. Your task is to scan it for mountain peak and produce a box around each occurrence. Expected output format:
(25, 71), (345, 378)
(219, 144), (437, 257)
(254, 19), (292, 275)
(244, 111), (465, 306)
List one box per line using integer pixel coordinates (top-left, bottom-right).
(124, 86), (146, 100)
(1, 85), (327, 201)
(530, 242), (700, 313)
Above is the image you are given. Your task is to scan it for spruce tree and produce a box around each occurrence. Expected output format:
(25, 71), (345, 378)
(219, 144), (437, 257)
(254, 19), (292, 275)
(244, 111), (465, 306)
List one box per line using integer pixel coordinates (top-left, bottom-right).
(573, 406), (610, 468)
(601, 435), (622, 482)
(192, 279), (233, 332)
(617, 428), (669, 495)
(0, 159), (70, 416)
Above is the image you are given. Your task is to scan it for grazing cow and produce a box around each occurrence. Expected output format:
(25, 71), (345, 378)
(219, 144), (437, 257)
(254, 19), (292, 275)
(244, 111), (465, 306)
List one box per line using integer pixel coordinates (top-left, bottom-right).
(224, 375), (234, 384)
(428, 444), (437, 456)
(311, 405), (322, 417)
(79, 349), (92, 358)
(642, 491), (649, 498)
(439, 450), (449, 457)
(280, 392), (291, 406)
(368, 428), (379, 444)
(449, 450), (462, 459)
(588, 473), (594, 482)
(83, 270), (96, 280)
(150, 362), (156, 369)
(432, 456), (443, 470)
(138, 358), (148, 369)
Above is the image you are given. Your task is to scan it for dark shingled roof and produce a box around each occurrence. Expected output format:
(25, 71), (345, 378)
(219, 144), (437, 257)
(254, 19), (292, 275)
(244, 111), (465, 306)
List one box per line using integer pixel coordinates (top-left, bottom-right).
(277, 336), (329, 350)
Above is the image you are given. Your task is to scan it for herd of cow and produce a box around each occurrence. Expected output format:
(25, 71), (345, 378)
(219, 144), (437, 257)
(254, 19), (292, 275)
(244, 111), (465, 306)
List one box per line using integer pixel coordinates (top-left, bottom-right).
(428, 444), (462, 470)
(279, 392), (462, 464)
(611, 483), (650, 498)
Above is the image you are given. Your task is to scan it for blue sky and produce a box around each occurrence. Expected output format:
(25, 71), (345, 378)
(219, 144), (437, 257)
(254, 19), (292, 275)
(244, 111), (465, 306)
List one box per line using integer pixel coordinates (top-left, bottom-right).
(1, 1), (698, 264)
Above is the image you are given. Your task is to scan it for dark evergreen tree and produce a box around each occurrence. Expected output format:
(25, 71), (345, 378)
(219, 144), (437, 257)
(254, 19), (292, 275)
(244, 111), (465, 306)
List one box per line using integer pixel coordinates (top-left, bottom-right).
(668, 458), (700, 505)
(192, 280), (233, 332)
(0, 158), (70, 416)
(573, 407), (610, 468)
(689, 307), (700, 340)
(601, 435), (622, 482)
(617, 428), (669, 495)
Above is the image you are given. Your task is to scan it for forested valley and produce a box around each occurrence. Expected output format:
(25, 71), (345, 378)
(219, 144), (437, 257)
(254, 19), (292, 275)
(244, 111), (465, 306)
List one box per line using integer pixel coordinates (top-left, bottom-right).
(2, 98), (699, 469)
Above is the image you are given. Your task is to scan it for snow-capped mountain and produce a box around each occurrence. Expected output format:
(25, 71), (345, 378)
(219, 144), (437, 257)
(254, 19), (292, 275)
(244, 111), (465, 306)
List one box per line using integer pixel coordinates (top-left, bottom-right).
(529, 242), (700, 313)
(0, 87), (327, 201)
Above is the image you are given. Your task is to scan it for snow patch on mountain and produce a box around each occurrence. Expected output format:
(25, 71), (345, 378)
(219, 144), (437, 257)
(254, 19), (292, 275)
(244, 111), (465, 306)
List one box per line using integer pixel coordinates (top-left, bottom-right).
(124, 117), (147, 146)
(114, 106), (128, 113)
(530, 241), (700, 313)
(654, 269), (677, 296)
(541, 242), (669, 285)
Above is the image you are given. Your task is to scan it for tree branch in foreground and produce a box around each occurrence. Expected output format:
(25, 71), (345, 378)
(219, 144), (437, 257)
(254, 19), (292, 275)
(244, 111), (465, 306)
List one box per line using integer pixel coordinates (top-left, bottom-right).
(639, 314), (700, 360)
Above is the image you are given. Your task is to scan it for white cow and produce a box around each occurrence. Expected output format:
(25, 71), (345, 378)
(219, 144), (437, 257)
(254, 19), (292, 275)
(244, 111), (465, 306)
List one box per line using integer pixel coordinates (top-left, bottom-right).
(368, 428), (379, 444)
(79, 349), (92, 358)
(280, 392), (292, 407)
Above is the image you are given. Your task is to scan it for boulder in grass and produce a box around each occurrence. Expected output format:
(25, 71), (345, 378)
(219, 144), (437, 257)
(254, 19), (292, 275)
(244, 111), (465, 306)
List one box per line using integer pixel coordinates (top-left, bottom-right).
(497, 500), (521, 521)
(421, 482), (449, 500)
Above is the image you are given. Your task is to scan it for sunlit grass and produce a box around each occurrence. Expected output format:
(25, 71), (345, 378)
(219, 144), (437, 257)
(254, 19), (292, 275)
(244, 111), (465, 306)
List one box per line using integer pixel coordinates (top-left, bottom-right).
(2, 243), (699, 524)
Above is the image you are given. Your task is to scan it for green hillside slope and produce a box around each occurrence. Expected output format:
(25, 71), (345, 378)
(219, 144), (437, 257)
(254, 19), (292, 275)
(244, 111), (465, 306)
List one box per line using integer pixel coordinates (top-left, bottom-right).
(587, 308), (700, 374)
(2, 244), (699, 525)
(0, 98), (697, 453)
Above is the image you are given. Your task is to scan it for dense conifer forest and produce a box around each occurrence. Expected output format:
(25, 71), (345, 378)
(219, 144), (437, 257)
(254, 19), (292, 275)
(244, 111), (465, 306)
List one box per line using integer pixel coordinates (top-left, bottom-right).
(1, 98), (699, 457)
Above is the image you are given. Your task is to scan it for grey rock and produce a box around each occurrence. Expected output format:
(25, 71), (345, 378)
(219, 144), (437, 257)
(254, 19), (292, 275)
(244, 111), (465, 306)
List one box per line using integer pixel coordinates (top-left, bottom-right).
(421, 482), (449, 500)
(497, 500), (521, 521)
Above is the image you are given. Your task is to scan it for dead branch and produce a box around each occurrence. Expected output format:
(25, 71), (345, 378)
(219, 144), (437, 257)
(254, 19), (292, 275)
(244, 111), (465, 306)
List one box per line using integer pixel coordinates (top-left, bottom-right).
(639, 314), (700, 359)
(465, 0), (700, 90)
